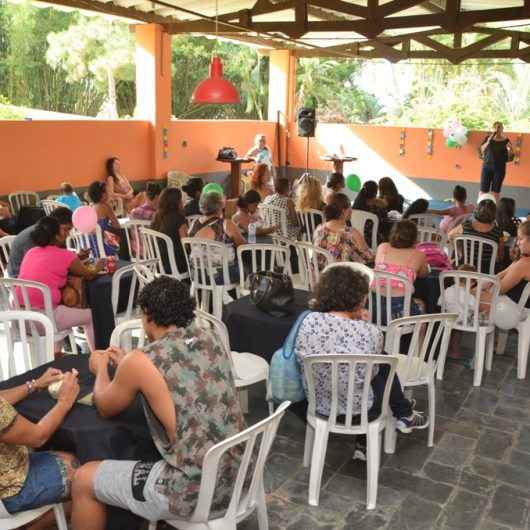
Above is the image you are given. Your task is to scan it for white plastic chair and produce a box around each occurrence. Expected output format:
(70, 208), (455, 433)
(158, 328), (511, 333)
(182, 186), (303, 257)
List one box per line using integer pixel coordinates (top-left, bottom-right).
(122, 219), (151, 262)
(195, 309), (272, 414)
(0, 236), (15, 278)
(236, 244), (291, 295)
(0, 501), (67, 530)
(182, 237), (237, 320)
(111, 264), (139, 325)
(496, 284), (530, 379)
(386, 313), (457, 447)
(140, 227), (188, 281)
(303, 354), (398, 509)
(0, 310), (54, 380)
(148, 402), (290, 530)
(8, 192), (39, 215)
(417, 227), (447, 247)
(295, 241), (335, 292)
(408, 214), (441, 229)
(132, 259), (162, 289)
(439, 271), (499, 386)
(351, 209), (379, 252)
(297, 209), (323, 243)
(370, 270), (414, 333)
(324, 261), (375, 284)
(67, 226), (107, 259)
(41, 199), (63, 215)
(0, 278), (77, 357)
(259, 203), (288, 239)
(453, 235), (498, 275)
(109, 318), (146, 353)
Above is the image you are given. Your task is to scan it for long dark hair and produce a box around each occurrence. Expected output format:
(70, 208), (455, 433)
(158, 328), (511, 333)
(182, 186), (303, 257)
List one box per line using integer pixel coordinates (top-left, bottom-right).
(379, 177), (398, 199)
(31, 217), (60, 247)
(403, 199), (429, 219)
(106, 157), (119, 182)
(151, 188), (184, 235)
(497, 197), (516, 231)
(352, 180), (377, 210)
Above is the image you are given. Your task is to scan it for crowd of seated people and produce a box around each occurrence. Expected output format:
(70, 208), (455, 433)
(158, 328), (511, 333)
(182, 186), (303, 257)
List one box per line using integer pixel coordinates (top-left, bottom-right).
(4, 163), (530, 528)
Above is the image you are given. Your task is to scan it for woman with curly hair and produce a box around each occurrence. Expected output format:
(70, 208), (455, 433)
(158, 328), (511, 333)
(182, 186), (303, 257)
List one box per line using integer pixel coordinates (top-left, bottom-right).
(73, 276), (244, 529)
(293, 266), (427, 460)
(295, 174), (325, 212)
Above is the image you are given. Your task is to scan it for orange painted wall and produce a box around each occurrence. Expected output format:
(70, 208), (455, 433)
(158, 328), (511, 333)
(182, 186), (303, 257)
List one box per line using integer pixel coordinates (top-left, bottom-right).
(287, 123), (529, 188)
(0, 120), (152, 195)
(166, 120), (277, 175)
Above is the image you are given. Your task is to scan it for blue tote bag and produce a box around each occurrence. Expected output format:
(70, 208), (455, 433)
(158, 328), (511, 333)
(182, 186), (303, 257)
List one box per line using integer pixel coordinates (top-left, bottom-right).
(269, 310), (311, 403)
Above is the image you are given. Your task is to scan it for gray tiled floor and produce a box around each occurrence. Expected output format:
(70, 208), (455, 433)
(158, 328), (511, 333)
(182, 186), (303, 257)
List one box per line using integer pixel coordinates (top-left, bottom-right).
(241, 333), (530, 530)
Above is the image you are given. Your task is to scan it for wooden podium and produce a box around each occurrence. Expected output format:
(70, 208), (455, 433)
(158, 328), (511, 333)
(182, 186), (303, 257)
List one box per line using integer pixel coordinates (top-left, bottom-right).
(218, 157), (251, 198)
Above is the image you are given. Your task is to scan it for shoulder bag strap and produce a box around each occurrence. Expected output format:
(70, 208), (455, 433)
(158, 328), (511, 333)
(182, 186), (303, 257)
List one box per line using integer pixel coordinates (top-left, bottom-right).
(282, 310), (312, 360)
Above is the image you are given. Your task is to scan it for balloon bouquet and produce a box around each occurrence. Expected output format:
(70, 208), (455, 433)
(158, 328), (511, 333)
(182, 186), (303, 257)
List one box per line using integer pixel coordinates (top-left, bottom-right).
(443, 119), (468, 148)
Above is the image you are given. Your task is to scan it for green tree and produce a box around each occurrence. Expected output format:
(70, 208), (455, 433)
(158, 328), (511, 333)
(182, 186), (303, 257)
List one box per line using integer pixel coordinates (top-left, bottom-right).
(46, 16), (135, 118)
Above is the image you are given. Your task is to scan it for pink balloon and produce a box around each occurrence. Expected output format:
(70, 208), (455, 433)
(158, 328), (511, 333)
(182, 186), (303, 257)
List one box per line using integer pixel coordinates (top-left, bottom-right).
(72, 206), (97, 234)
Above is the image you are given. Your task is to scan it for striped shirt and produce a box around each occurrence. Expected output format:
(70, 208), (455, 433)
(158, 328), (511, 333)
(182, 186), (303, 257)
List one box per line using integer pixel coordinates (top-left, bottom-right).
(461, 220), (502, 273)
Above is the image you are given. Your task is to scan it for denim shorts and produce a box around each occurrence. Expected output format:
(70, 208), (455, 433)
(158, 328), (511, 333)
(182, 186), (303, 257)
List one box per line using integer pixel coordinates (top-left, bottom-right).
(371, 294), (423, 326)
(2, 452), (68, 514)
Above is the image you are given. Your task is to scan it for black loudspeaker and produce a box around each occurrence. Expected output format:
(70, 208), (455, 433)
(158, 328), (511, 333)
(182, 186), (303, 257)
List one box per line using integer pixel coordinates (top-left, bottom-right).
(297, 107), (316, 138)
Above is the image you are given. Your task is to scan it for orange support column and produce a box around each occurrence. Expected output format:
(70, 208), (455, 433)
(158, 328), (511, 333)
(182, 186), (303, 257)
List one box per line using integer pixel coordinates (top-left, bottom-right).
(135, 24), (172, 180)
(268, 50), (297, 174)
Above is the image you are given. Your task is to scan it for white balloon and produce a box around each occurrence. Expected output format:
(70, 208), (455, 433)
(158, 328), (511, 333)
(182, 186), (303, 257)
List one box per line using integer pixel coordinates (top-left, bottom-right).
(494, 296), (523, 330)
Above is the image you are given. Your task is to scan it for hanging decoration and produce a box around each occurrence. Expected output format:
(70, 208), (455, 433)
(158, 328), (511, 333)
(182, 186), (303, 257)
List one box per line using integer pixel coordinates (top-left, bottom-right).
(191, 0), (240, 105)
(399, 129), (406, 157)
(162, 127), (169, 159)
(514, 134), (523, 165)
(427, 129), (434, 158)
(443, 119), (468, 148)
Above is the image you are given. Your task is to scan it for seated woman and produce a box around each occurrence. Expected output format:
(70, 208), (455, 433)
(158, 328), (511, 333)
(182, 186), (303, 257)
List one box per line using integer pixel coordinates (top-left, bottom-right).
(496, 197), (519, 268)
(18, 216), (104, 351)
(429, 185), (474, 233)
(378, 177), (404, 214)
(263, 177), (300, 240)
(0, 368), (80, 517)
(294, 266), (427, 459)
(353, 180), (388, 243)
(323, 173), (345, 205)
(0, 201), (14, 236)
(403, 198), (429, 219)
(150, 188), (188, 275)
(87, 181), (122, 257)
(296, 174), (325, 212)
(448, 199), (503, 274)
(314, 193), (373, 267)
(105, 157), (137, 211)
(232, 190), (276, 237)
(374, 220), (428, 321)
(182, 177), (204, 217)
(248, 163), (273, 200)
(130, 182), (161, 222)
(246, 133), (273, 173)
(56, 182), (82, 212)
(188, 191), (245, 283)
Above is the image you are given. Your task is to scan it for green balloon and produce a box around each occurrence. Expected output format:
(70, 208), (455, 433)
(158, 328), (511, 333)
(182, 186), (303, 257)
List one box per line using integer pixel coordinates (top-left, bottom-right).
(346, 174), (361, 192)
(446, 137), (458, 148)
(202, 182), (224, 196)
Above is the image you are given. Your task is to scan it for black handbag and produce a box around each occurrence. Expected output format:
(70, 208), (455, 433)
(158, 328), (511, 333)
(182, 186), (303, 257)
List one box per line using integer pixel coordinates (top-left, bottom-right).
(249, 271), (294, 317)
(217, 147), (237, 161)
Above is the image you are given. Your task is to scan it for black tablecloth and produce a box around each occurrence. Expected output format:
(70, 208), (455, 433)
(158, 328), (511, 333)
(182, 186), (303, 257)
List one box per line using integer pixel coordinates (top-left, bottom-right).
(86, 261), (134, 349)
(0, 355), (157, 530)
(223, 290), (310, 362)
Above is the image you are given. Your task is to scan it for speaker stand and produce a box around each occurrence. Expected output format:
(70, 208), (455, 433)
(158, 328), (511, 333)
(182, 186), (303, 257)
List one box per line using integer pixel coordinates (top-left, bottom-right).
(305, 136), (310, 175)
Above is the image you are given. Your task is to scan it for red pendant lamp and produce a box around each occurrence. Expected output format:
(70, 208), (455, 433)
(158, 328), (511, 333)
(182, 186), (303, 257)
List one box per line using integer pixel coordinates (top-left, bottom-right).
(191, 55), (240, 104)
(191, 0), (240, 105)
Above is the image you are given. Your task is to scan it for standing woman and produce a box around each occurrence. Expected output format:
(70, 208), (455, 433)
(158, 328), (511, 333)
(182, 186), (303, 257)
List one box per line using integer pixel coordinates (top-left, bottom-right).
(105, 157), (137, 210)
(479, 121), (513, 203)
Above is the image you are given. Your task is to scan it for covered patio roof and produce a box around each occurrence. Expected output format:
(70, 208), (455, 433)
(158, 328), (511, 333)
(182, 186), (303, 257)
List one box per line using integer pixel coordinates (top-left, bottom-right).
(33, 0), (530, 63)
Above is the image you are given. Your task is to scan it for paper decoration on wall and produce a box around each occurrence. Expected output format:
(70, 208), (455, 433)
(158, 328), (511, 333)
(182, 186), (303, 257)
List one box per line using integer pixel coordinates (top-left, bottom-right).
(427, 129), (434, 158)
(400, 129), (406, 157)
(162, 127), (169, 159)
(514, 134), (523, 165)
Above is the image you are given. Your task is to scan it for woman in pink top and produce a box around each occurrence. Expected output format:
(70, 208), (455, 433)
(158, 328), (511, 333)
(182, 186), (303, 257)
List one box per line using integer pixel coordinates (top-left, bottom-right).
(374, 220), (428, 322)
(18, 217), (105, 352)
(430, 185), (474, 233)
